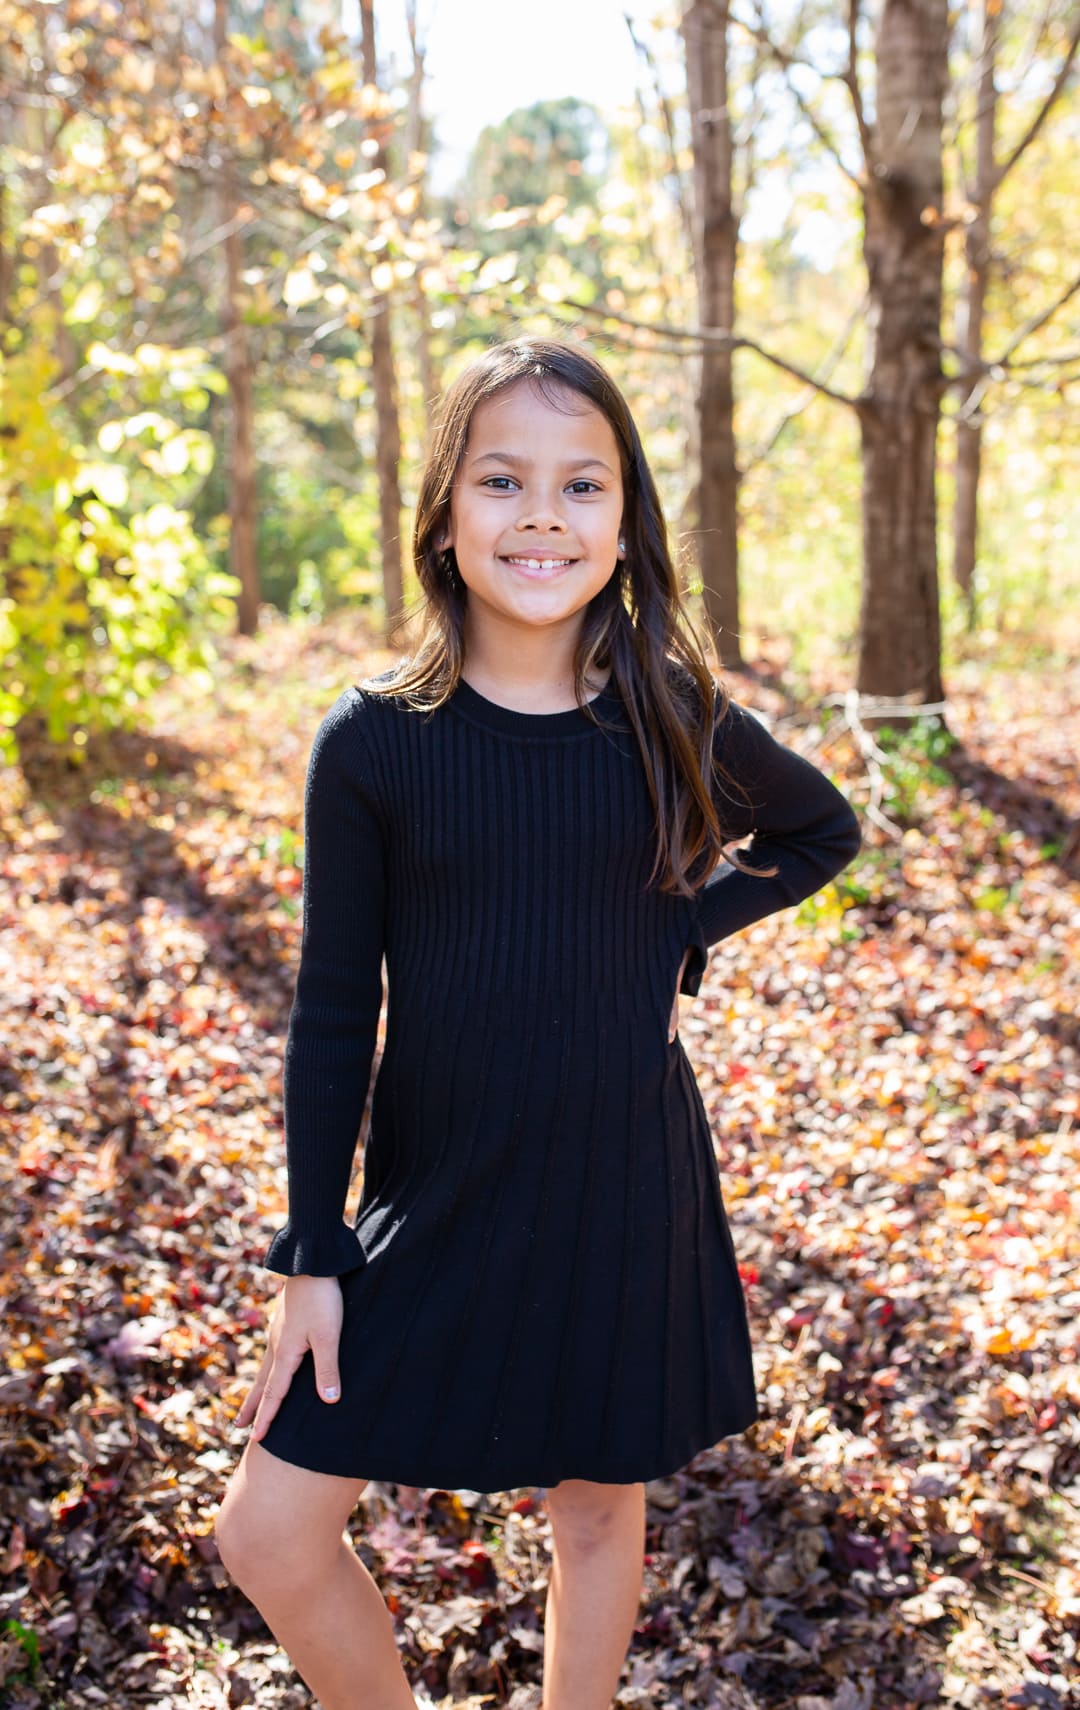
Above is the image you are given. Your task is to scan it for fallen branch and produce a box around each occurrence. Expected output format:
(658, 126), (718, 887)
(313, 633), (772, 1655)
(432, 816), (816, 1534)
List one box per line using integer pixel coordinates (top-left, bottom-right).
(823, 690), (951, 839)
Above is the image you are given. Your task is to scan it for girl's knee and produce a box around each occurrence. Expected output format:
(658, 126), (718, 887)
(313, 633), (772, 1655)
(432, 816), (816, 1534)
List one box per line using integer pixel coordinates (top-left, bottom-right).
(215, 1478), (295, 1595)
(546, 1478), (644, 1553)
(214, 1445), (366, 1597)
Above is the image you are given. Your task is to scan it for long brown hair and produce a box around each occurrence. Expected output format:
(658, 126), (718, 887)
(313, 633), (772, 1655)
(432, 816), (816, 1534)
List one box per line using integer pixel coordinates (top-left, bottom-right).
(361, 336), (769, 898)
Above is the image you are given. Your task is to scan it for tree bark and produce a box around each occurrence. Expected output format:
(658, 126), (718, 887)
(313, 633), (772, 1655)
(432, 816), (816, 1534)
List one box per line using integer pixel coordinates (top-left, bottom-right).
(359, 0), (405, 644)
(404, 0), (439, 441)
(681, 0), (743, 670)
(856, 0), (949, 705)
(0, 175), (12, 329)
(213, 0), (259, 637)
(952, 0), (999, 628)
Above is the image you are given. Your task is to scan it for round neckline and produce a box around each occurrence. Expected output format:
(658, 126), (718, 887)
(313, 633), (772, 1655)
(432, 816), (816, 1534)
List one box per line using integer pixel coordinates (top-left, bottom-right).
(450, 674), (622, 740)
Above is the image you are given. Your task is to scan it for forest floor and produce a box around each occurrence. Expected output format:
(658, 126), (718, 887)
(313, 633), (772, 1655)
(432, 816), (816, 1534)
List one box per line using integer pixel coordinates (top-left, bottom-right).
(1, 609), (1078, 1710)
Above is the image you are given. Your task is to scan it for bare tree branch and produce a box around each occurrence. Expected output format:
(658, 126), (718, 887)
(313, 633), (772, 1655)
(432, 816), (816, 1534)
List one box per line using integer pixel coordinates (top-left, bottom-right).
(1003, 346), (1080, 370)
(730, 3), (864, 190)
(939, 271), (1080, 421)
(744, 293), (867, 468)
(730, 28), (768, 207)
(992, 269), (1080, 365)
(843, 0), (875, 170)
(558, 292), (859, 407)
(1008, 0), (1066, 103)
(994, 9), (1080, 189)
(43, 110), (73, 157)
(624, 13), (698, 252)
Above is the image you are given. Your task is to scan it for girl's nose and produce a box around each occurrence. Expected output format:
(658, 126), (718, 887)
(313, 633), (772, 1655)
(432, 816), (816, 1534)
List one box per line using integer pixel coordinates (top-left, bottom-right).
(515, 505), (567, 533)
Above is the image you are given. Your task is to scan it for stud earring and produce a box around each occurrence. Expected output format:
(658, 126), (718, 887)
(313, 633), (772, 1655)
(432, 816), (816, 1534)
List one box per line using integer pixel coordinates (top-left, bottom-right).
(618, 538), (626, 554)
(439, 546), (463, 589)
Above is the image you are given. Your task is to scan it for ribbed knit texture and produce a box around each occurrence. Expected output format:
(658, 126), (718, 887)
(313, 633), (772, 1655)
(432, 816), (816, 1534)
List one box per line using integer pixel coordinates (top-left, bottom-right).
(260, 672), (861, 1491)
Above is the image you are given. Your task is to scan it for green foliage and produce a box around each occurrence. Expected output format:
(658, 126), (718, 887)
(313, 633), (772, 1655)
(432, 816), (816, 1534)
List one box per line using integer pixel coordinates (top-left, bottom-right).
(874, 716), (958, 771)
(2, 0), (1073, 698)
(795, 880), (865, 942)
(451, 98), (611, 264)
(2, 1618), (41, 1682)
(253, 825), (302, 867)
(871, 717), (959, 823)
(0, 316), (239, 766)
(255, 483), (382, 619)
(187, 386), (385, 620)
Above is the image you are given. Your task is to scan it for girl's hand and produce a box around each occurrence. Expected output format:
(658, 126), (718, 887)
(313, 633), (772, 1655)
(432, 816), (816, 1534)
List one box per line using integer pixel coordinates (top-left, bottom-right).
(235, 1274), (344, 1442)
(669, 948), (691, 1041)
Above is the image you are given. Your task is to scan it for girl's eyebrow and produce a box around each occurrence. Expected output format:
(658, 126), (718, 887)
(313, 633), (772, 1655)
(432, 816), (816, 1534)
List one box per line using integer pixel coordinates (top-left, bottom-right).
(469, 450), (617, 476)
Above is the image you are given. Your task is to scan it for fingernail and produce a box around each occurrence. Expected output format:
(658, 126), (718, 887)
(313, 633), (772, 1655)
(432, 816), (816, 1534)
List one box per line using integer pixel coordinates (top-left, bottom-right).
(322, 1386), (339, 1401)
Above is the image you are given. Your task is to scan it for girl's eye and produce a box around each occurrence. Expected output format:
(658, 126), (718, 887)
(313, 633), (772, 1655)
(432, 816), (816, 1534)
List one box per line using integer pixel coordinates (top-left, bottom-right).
(478, 475), (604, 495)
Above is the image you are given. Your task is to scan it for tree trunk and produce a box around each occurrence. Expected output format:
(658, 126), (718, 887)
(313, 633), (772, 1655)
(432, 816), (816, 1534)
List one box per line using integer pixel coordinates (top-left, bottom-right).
(404, 0), (439, 441)
(0, 175), (12, 328)
(34, 105), (77, 384)
(627, 22), (700, 587)
(681, 0), (742, 670)
(952, 0), (999, 629)
(359, 0), (405, 644)
(856, 0), (948, 705)
(213, 0), (259, 637)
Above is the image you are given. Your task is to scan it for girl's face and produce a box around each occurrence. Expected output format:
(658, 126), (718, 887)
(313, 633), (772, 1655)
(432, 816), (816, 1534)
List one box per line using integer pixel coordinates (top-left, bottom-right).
(441, 378), (625, 647)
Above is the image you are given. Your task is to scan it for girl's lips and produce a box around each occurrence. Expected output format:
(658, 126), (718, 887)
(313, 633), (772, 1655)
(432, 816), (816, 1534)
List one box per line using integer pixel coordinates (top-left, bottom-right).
(501, 555), (577, 579)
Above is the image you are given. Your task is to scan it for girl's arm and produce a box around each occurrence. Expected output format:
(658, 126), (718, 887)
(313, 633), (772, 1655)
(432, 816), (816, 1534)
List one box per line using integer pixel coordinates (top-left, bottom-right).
(264, 692), (386, 1276)
(679, 697), (861, 998)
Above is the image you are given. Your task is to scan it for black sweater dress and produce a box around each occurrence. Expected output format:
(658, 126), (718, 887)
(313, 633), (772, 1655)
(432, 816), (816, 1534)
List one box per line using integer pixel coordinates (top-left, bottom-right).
(259, 672), (861, 1492)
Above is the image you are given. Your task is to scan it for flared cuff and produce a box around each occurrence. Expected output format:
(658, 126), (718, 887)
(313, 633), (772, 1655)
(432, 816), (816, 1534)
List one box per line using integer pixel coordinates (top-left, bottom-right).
(679, 910), (709, 998)
(263, 1220), (368, 1279)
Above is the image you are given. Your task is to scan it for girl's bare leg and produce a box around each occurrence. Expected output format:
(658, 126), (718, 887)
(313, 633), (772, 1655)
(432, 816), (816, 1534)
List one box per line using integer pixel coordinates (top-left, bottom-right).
(542, 1478), (645, 1710)
(214, 1439), (415, 1710)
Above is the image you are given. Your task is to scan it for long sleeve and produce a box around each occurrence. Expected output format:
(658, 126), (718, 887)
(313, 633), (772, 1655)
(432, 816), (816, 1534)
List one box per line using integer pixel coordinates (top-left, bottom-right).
(264, 691), (386, 1277)
(679, 697), (861, 998)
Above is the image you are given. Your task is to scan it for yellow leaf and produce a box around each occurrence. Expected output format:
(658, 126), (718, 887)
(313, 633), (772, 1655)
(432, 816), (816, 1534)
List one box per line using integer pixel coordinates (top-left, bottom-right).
(283, 266), (320, 307)
(97, 421), (125, 454)
(133, 344), (169, 373)
(72, 462), (129, 508)
(160, 436), (190, 476)
(68, 281), (104, 324)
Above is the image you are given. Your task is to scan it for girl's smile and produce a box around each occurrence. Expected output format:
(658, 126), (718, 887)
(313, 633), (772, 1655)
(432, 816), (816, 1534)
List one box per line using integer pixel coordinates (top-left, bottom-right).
(502, 553), (577, 577)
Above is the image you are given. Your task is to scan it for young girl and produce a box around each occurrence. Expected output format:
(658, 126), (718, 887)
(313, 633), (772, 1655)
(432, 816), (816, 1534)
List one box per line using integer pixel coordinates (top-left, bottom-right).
(215, 337), (861, 1709)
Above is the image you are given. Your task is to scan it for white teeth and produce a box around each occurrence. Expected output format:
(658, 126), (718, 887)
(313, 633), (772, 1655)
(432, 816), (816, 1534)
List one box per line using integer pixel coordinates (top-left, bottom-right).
(507, 557), (572, 569)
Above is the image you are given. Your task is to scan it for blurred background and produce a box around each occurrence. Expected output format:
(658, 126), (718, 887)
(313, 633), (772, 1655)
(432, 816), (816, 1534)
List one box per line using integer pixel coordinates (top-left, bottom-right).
(2, 0), (1077, 743)
(1, 5), (1079, 1710)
